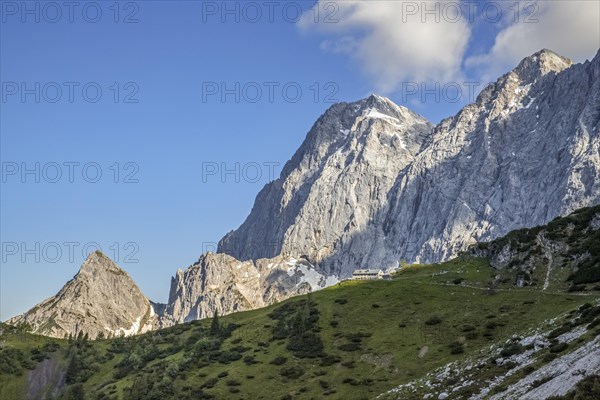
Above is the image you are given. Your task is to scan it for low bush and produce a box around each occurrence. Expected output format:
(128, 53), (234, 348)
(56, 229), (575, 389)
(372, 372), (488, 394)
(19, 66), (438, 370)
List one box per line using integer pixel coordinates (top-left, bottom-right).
(549, 342), (568, 353)
(280, 366), (305, 379)
(270, 356), (287, 366)
(425, 316), (442, 325)
(449, 341), (465, 354)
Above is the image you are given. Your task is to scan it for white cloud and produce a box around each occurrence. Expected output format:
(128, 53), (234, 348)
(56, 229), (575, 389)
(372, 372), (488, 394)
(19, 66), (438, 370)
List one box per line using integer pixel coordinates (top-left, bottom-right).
(298, 1), (471, 94)
(299, 1), (600, 95)
(466, 1), (600, 82)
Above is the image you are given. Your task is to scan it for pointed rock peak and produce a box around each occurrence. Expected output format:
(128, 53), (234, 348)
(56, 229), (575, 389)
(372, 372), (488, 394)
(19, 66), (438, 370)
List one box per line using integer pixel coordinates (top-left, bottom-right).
(361, 94), (400, 113)
(77, 250), (125, 277)
(365, 93), (393, 107)
(513, 49), (572, 79)
(356, 93), (429, 124)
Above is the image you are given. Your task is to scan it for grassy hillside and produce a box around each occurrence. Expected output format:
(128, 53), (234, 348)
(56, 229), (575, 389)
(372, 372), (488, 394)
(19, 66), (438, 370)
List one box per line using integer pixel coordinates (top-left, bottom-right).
(2, 256), (598, 400)
(472, 205), (600, 292)
(2, 206), (599, 399)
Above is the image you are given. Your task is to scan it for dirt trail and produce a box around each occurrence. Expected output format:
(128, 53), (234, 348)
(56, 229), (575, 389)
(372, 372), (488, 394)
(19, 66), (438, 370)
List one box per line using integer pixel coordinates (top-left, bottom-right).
(27, 353), (66, 400)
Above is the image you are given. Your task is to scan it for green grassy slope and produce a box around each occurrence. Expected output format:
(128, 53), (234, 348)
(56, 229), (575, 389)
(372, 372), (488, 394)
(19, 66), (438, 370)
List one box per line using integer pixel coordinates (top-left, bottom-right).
(1, 205), (599, 399)
(2, 257), (598, 400)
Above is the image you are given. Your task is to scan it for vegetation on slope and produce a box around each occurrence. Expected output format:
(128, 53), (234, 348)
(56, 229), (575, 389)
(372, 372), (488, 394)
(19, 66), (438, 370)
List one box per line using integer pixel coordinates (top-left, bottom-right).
(2, 256), (598, 399)
(1, 206), (598, 399)
(472, 204), (600, 291)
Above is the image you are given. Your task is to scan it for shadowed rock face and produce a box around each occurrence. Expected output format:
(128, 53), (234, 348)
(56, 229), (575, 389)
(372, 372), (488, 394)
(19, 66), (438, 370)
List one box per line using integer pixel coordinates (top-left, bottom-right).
(8, 251), (159, 339)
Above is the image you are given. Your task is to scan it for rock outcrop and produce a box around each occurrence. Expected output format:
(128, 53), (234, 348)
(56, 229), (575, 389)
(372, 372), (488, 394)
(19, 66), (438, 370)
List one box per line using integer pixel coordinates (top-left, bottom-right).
(163, 252), (338, 324)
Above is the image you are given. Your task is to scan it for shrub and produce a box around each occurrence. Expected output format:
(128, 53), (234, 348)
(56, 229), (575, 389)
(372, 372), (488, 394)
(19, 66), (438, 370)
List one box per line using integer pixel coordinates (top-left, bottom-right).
(548, 325), (571, 339)
(320, 354), (341, 366)
(218, 351), (242, 364)
(338, 342), (361, 352)
(486, 321), (500, 330)
(522, 365), (536, 375)
(500, 343), (524, 358)
(243, 355), (257, 365)
(287, 332), (324, 358)
(425, 316), (442, 325)
(449, 341), (465, 354)
(549, 342), (568, 353)
(531, 376), (552, 388)
(568, 285), (586, 292)
(465, 331), (479, 340)
(280, 366), (305, 379)
(270, 356), (287, 366)
(201, 378), (218, 389)
(491, 384), (508, 394)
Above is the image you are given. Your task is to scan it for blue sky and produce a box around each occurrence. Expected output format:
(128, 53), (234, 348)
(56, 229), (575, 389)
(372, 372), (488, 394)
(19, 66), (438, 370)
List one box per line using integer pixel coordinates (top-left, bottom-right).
(1, 0), (599, 320)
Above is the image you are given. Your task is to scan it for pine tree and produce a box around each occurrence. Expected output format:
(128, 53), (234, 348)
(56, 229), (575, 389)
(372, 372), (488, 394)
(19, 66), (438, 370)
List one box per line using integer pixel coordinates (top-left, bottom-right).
(66, 354), (81, 384)
(65, 383), (85, 400)
(210, 310), (220, 336)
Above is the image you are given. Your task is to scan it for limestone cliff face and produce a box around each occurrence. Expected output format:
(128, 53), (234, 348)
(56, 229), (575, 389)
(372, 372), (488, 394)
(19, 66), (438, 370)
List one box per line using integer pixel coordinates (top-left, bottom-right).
(381, 49), (600, 265)
(163, 252), (337, 324)
(216, 49), (600, 276)
(218, 94), (434, 271)
(7, 251), (158, 339)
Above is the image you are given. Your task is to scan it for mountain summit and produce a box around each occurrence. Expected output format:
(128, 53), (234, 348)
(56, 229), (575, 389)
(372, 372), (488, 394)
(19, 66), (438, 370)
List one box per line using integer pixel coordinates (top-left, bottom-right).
(217, 49), (600, 277)
(218, 93), (433, 264)
(8, 251), (159, 339)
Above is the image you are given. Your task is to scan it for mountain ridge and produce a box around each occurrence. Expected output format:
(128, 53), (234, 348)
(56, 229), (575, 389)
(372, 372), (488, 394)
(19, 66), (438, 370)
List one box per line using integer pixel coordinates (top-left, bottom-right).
(7, 48), (600, 336)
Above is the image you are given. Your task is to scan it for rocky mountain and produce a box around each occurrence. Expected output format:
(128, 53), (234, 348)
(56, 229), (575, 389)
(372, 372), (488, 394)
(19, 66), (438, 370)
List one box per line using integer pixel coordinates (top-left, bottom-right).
(155, 48), (600, 325)
(218, 94), (434, 265)
(217, 49), (600, 277)
(7, 251), (159, 339)
(164, 95), (434, 324)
